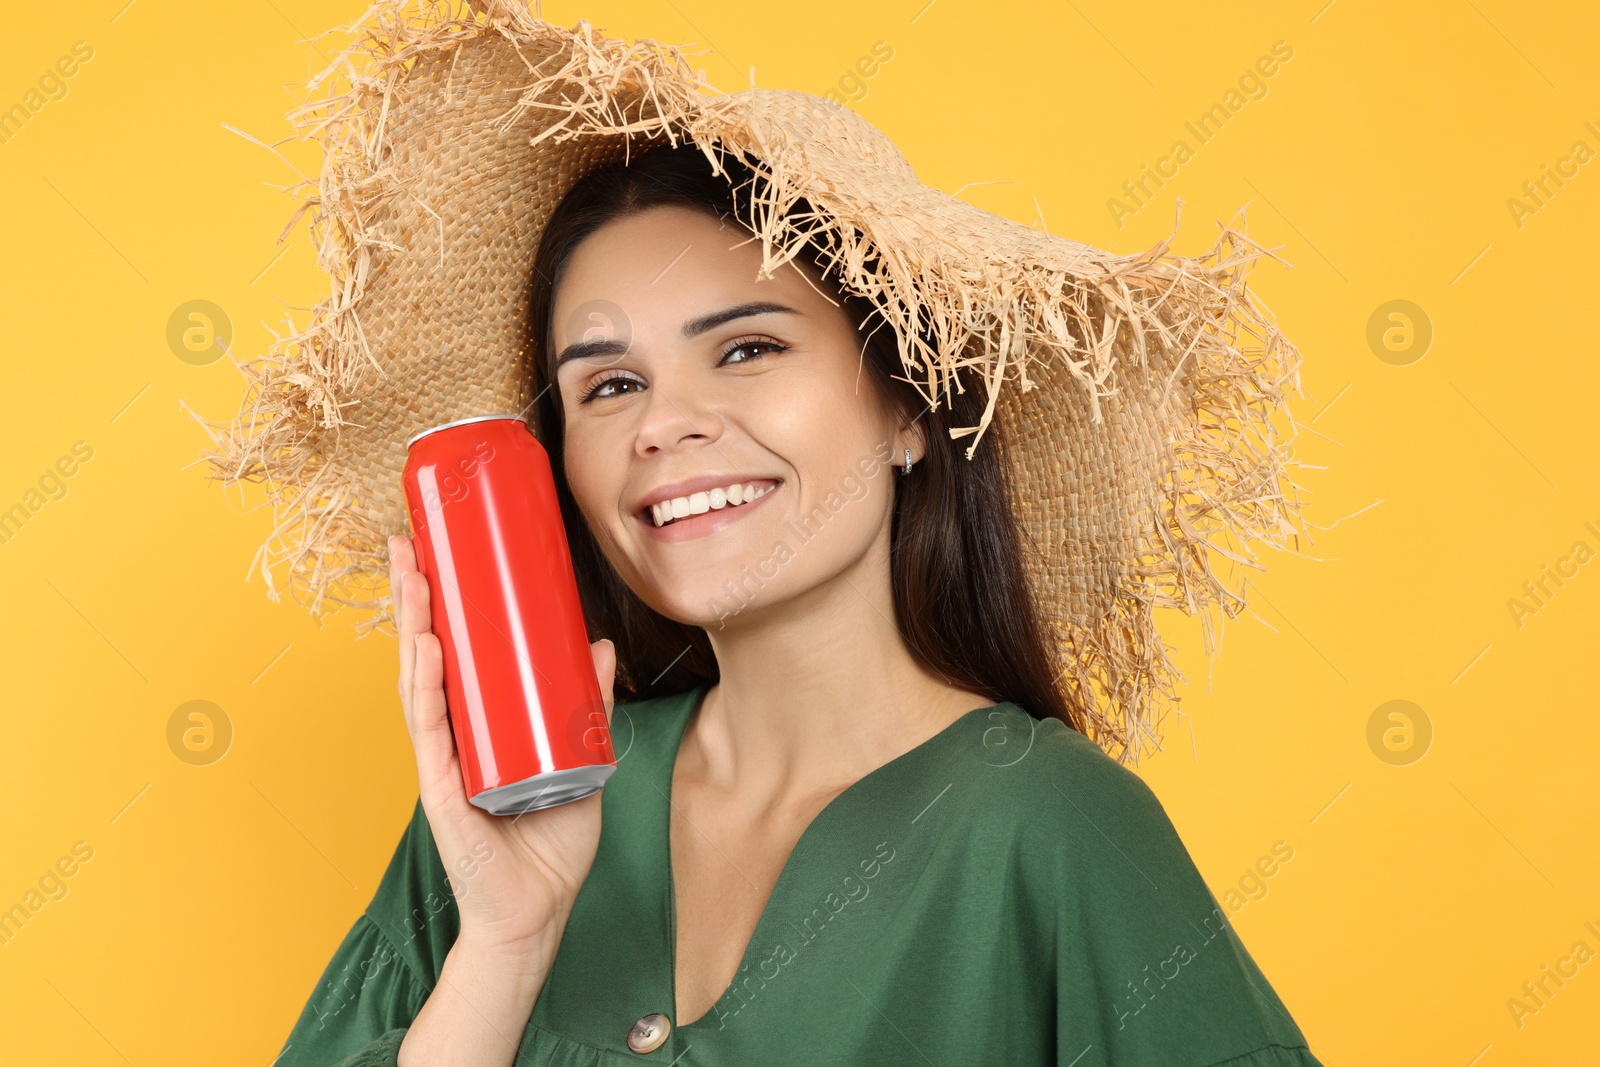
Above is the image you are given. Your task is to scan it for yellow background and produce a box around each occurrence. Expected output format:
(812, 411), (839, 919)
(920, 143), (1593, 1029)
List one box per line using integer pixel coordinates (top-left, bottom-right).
(2, 1), (1597, 1063)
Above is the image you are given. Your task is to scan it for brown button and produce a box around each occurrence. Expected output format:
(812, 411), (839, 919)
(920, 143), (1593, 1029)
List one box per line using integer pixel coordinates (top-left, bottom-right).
(628, 1012), (671, 1054)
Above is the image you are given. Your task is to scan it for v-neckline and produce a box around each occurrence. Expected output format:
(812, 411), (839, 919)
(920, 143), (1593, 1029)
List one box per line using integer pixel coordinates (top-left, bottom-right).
(660, 681), (1008, 1031)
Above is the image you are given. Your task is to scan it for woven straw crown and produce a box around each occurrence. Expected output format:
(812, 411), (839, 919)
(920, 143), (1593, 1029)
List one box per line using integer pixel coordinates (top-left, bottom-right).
(193, 0), (1310, 763)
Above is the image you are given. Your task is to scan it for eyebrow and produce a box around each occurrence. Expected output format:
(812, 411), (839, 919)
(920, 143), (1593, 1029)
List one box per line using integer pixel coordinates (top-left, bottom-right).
(682, 301), (799, 339)
(553, 301), (801, 371)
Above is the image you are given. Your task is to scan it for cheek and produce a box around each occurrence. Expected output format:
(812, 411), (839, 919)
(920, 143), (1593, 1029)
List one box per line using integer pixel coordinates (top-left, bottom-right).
(755, 363), (898, 526)
(561, 426), (625, 530)
(762, 361), (894, 468)
(774, 395), (898, 538)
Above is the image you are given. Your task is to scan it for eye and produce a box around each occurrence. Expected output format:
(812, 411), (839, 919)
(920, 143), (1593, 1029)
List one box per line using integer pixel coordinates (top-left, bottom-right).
(721, 336), (789, 365)
(577, 372), (644, 404)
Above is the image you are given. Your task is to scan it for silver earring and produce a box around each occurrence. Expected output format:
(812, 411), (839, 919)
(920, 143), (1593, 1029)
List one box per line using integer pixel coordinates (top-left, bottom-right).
(901, 447), (913, 475)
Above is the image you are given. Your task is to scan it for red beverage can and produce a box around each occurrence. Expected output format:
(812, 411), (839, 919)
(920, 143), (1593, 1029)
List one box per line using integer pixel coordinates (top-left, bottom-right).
(401, 414), (616, 815)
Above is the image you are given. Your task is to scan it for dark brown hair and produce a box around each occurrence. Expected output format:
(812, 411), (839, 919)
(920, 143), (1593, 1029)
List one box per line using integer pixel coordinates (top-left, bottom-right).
(526, 141), (1084, 734)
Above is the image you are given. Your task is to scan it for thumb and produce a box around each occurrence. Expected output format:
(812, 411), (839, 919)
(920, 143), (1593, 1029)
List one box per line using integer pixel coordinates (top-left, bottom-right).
(592, 638), (617, 727)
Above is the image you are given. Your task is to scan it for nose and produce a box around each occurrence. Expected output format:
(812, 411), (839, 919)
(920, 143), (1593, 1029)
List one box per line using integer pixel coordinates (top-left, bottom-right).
(632, 370), (725, 458)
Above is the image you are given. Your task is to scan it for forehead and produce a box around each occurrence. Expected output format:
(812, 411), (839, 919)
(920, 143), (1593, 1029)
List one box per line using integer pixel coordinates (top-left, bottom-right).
(551, 204), (830, 339)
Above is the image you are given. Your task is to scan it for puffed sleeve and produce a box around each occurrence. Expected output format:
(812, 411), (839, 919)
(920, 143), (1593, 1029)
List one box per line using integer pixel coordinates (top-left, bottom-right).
(1026, 721), (1326, 1066)
(272, 799), (462, 1066)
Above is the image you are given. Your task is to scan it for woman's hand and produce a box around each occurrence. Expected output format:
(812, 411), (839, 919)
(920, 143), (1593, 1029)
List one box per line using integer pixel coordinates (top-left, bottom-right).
(386, 532), (615, 959)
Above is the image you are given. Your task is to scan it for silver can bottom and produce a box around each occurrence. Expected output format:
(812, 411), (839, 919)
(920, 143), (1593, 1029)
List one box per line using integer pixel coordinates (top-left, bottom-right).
(470, 763), (617, 816)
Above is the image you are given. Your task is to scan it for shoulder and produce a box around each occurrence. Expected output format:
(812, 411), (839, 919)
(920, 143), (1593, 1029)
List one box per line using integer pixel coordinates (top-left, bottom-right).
(951, 705), (1175, 846)
(587, 686), (702, 837)
(605, 685), (700, 769)
(955, 709), (1320, 1058)
(936, 704), (1211, 903)
(335, 796), (461, 993)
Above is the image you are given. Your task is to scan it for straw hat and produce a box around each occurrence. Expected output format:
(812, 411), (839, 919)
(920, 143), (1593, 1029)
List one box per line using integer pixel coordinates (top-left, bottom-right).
(192, 0), (1309, 763)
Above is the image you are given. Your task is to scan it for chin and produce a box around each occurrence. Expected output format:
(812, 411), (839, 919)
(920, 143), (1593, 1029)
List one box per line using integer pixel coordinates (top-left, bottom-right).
(647, 575), (753, 629)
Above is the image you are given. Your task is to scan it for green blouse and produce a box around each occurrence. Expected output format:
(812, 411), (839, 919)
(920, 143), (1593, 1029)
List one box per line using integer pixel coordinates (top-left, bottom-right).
(275, 684), (1324, 1066)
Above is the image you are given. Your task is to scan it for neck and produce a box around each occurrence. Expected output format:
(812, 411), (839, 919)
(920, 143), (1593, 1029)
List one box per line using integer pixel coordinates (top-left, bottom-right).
(688, 541), (991, 806)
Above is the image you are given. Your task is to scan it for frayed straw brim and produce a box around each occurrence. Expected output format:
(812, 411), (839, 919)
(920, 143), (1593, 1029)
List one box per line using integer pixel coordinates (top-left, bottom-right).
(188, 0), (1312, 763)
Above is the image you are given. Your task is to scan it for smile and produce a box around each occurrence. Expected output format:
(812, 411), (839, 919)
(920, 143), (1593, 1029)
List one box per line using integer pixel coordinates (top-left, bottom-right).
(645, 479), (779, 528)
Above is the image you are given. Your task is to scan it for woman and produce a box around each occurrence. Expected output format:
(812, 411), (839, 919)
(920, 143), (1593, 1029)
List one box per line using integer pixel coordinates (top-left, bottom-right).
(187, 4), (1327, 1064)
(272, 136), (1323, 1065)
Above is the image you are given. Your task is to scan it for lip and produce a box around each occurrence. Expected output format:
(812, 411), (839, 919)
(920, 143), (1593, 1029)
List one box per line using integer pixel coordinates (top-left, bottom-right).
(635, 478), (783, 543)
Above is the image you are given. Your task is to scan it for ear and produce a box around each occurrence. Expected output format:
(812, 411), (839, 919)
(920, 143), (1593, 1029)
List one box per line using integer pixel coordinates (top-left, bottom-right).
(897, 403), (929, 464)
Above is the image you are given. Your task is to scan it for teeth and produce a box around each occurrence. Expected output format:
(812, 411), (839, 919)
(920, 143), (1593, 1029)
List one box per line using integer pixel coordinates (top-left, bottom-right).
(649, 481), (773, 527)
